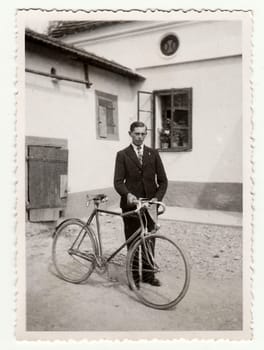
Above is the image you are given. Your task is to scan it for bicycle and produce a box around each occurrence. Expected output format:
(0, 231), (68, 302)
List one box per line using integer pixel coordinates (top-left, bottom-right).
(52, 194), (190, 310)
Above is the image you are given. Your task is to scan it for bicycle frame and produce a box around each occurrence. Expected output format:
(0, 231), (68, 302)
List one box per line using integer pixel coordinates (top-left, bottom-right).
(52, 197), (190, 310)
(67, 199), (162, 269)
(85, 205), (147, 265)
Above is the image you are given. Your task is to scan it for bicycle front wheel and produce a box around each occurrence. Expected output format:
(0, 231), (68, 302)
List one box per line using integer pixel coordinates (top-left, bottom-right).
(126, 234), (190, 310)
(52, 219), (97, 283)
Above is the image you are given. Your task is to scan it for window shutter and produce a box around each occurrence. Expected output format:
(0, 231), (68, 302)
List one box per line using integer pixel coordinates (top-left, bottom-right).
(95, 91), (119, 140)
(137, 90), (154, 148)
(98, 105), (107, 138)
(106, 101), (115, 135)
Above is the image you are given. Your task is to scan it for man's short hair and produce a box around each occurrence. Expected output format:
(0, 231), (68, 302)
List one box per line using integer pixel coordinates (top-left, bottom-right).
(130, 121), (147, 132)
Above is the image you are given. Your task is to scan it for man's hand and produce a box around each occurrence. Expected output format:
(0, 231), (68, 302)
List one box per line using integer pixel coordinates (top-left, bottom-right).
(150, 197), (158, 204)
(127, 193), (138, 206)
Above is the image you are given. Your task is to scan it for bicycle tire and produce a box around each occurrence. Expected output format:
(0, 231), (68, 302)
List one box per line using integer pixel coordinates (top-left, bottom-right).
(52, 219), (97, 283)
(126, 234), (190, 310)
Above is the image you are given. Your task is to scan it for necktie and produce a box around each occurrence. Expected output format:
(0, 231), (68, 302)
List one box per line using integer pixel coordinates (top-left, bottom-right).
(137, 146), (143, 165)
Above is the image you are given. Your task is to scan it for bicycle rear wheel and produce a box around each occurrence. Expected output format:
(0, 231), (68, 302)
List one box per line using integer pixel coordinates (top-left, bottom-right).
(126, 234), (190, 310)
(52, 219), (97, 283)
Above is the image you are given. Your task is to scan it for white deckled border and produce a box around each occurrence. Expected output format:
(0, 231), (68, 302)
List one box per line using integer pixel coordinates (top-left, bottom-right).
(15, 8), (253, 342)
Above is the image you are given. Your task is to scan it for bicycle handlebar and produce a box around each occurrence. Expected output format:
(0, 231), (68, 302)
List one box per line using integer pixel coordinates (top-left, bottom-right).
(121, 199), (166, 218)
(86, 194), (166, 218)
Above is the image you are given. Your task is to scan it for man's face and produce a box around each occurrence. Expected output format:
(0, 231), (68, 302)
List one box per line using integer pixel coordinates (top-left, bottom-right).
(129, 126), (147, 146)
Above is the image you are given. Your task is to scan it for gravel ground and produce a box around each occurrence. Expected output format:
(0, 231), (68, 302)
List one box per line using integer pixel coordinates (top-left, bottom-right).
(25, 213), (242, 332)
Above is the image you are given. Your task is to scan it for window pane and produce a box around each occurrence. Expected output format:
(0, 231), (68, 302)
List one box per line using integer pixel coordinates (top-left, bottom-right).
(160, 133), (170, 149)
(173, 93), (188, 108)
(173, 109), (188, 127)
(162, 94), (171, 107)
(171, 128), (189, 148)
(99, 98), (108, 108)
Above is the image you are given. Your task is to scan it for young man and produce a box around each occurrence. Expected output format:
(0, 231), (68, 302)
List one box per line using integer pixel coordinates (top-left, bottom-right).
(114, 121), (168, 287)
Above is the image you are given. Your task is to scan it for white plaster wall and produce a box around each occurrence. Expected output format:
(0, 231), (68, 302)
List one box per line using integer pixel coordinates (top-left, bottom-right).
(25, 50), (137, 193)
(61, 21), (242, 184)
(26, 23), (242, 194)
(64, 21), (241, 70)
(138, 56), (242, 183)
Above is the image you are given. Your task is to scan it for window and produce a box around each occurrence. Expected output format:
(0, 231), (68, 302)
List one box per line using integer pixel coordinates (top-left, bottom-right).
(95, 91), (119, 140)
(155, 88), (192, 151)
(160, 34), (179, 56)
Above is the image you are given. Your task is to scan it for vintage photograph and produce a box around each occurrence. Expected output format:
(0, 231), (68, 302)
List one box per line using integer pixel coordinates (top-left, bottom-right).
(16, 10), (252, 340)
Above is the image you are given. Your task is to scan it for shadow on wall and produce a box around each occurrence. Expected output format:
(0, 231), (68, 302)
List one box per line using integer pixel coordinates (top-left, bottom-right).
(197, 117), (242, 212)
(197, 183), (242, 212)
(65, 179), (243, 218)
(164, 182), (242, 212)
(164, 119), (243, 212)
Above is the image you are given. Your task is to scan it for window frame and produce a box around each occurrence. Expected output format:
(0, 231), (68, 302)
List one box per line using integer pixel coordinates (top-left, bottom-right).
(153, 88), (193, 152)
(95, 90), (119, 141)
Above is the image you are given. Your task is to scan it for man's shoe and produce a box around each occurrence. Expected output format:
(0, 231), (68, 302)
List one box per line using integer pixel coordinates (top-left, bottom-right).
(148, 278), (161, 287)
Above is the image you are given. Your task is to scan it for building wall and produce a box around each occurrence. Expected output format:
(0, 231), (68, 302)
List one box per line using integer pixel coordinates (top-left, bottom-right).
(25, 47), (138, 198)
(26, 20), (243, 213)
(63, 21), (241, 69)
(138, 55), (242, 184)
(63, 20), (242, 184)
(62, 20), (243, 212)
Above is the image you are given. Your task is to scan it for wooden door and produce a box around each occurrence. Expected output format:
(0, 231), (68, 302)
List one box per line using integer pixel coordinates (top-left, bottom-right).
(27, 145), (68, 221)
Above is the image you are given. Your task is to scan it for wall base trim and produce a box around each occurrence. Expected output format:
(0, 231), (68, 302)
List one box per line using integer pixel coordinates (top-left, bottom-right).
(164, 181), (242, 212)
(64, 181), (242, 218)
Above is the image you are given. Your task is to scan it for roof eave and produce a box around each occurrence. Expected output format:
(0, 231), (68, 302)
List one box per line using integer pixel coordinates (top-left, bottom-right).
(25, 29), (145, 82)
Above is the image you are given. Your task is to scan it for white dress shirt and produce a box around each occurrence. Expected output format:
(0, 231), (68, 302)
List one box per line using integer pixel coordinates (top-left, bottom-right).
(131, 143), (144, 157)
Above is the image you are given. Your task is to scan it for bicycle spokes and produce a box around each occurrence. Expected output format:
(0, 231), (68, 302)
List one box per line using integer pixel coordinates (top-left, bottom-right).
(52, 220), (96, 283)
(127, 235), (190, 309)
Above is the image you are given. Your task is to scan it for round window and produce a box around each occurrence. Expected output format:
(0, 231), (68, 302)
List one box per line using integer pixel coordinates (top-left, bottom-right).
(160, 34), (179, 56)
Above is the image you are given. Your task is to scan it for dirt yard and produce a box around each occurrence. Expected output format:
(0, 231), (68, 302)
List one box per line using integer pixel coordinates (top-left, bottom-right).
(25, 213), (242, 332)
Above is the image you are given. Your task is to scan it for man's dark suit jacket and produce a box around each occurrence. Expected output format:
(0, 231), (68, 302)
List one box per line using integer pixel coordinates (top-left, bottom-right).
(114, 144), (168, 211)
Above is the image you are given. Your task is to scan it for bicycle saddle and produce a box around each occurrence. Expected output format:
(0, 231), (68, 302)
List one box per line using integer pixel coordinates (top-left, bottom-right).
(93, 194), (108, 202)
